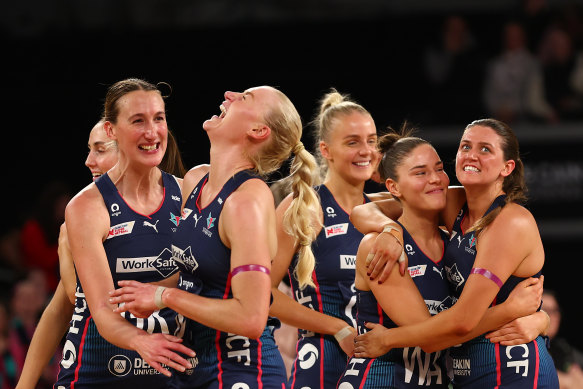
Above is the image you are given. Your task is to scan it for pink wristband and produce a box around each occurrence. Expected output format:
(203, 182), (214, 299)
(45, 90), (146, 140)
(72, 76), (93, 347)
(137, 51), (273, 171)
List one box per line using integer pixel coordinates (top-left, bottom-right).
(471, 267), (503, 288)
(231, 264), (270, 277)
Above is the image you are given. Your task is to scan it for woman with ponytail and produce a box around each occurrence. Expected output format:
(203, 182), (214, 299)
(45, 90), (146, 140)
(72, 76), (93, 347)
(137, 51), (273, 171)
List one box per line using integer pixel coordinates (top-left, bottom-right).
(352, 118), (559, 388)
(111, 85), (311, 388)
(269, 89), (382, 388)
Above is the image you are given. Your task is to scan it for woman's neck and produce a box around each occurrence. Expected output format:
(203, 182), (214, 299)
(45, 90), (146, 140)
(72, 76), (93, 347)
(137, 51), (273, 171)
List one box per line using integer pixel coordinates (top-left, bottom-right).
(202, 145), (254, 204)
(463, 182), (505, 226)
(323, 172), (366, 213)
(398, 206), (441, 243)
(108, 160), (163, 212)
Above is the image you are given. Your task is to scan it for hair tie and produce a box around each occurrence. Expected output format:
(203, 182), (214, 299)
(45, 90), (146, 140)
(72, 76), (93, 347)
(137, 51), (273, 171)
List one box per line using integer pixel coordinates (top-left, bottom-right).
(293, 142), (305, 155)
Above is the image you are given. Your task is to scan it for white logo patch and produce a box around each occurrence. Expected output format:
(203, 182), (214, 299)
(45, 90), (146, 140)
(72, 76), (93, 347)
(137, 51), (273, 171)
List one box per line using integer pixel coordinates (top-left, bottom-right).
(340, 255), (356, 269)
(107, 221), (135, 239)
(325, 223), (349, 238)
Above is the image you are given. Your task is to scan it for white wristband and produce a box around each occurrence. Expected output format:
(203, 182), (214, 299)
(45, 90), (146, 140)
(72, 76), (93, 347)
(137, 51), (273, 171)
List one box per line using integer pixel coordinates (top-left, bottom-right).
(155, 286), (167, 309)
(334, 326), (354, 343)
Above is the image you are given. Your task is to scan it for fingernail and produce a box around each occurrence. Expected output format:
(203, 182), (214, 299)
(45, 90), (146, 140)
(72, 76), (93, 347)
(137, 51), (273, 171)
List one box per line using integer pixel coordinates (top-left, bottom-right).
(378, 281), (383, 284)
(366, 272), (371, 276)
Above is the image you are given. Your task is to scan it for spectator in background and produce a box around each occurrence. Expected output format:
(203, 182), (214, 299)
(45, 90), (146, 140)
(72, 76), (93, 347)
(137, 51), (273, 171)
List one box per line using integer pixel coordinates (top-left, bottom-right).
(0, 301), (17, 389)
(423, 15), (485, 124)
(6, 276), (53, 388)
(516, 0), (556, 51)
(483, 20), (556, 124)
(537, 26), (583, 121)
(18, 181), (72, 293)
(542, 289), (583, 389)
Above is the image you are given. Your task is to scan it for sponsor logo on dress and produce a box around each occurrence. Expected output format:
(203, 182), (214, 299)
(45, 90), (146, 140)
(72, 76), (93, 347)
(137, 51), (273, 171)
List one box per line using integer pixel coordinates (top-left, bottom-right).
(143, 219), (159, 233)
(326, 206), (337, 218)
(340, 255), (356, 269)
(446, 263), (465, 290)
(115, 248), (178, 278)
(408, 264), (427, 277)
(107, 221), (135, 239)
(405, 244), (415, 256)
(171, 245), (198, 273)
(325, 223), (348, 238)
(110, 203), (121, 217)
(108, 355), (164, 376)
(452, 357), (471, 377)
(182, 207), (193, 220)
(108, 355), (132, 377)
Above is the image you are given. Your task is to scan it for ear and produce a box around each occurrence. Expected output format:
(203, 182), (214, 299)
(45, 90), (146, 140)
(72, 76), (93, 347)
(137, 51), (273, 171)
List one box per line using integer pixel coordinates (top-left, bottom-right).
(103, 121), (117, 140)
(501, 159), (515, 177)
(385, 178), (401, 198)
(248, 124), (271, 142)
(319, 141), (331, 160)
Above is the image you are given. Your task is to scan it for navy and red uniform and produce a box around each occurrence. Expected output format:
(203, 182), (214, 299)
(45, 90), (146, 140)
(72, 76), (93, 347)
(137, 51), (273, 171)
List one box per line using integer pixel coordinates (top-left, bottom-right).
(287, 185), (369, 389)
(337, 224), (452, 389)
(54, 170), (182, 389)
(444, 195), (559, 388)
(170, 169), (287, 389)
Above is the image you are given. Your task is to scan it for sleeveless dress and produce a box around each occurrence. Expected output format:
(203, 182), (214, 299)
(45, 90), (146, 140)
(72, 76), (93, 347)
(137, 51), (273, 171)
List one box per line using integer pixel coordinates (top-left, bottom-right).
(170, 170), (287, 389)
(444, 195), (559, 388)
(54, 171), (182, 389)
(337, 224), (452, 388)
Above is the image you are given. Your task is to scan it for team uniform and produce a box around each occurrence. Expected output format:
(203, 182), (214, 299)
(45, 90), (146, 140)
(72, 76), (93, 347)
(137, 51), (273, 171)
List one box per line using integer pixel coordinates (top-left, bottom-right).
(54, 170), (182, 389)
(287, 185), (369, 389)
(170, 169), (287, 389)
(444, 195), (559, 388)
(337, 223), (452, 389)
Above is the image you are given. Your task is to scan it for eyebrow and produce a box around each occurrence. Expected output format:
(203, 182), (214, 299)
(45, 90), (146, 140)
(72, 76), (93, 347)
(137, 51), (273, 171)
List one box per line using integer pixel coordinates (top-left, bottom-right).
(461, 139), (494, 148)
(409, 160), (443, 171)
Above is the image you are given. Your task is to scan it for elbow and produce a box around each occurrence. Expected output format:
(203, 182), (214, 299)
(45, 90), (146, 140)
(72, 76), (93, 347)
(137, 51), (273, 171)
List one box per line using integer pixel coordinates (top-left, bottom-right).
(452, 318), (475, 338)
(239, 317), (267, 339)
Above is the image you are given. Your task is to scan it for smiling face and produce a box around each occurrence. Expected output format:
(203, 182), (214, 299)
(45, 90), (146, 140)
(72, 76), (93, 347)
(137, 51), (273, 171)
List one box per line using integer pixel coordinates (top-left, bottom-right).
(455, 124), (514, 188)
(106, 90), (167, 168)
(85, 122), (118, 180)
(388, 143), (449, 212)
(320, 111), (378, 185)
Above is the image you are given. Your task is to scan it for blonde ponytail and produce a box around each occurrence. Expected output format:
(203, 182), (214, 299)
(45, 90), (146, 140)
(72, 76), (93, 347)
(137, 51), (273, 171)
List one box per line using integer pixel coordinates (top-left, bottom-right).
(283, 145), (321, 289)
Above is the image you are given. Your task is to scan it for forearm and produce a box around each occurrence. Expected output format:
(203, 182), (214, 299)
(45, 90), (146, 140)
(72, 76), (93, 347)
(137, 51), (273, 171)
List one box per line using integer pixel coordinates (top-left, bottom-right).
(350, 203), (393, 234)
(92, 304), (150, 349)
(269, 287), (348, 335)
(17, 284), (74, 389)
(417, 303), (517, 352)
(163, 287), (269, 339)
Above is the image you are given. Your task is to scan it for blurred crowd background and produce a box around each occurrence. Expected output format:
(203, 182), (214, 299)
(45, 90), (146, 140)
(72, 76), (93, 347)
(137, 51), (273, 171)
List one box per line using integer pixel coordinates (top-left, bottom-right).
(1, 0), (582, 387)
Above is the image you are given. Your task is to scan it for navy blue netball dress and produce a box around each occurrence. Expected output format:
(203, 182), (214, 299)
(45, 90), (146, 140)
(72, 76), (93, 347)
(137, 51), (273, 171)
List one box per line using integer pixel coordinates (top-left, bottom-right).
(170, 170), (287, 389)
(287, 185), (369, 389)
(444, 195), (559, 388)
(337, 224), (452, 389)
(54, 170), (182, 389)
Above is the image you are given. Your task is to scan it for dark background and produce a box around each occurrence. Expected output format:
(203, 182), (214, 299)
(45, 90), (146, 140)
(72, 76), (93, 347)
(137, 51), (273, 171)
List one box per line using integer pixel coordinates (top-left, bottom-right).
(2, 0), (582, 350)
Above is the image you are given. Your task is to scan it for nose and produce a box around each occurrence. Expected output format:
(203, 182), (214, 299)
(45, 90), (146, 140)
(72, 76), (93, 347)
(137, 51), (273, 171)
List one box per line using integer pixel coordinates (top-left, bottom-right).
(428, 170), (441, 183)
(85, 152), (95, 168)
(224, 91), (237, 101)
